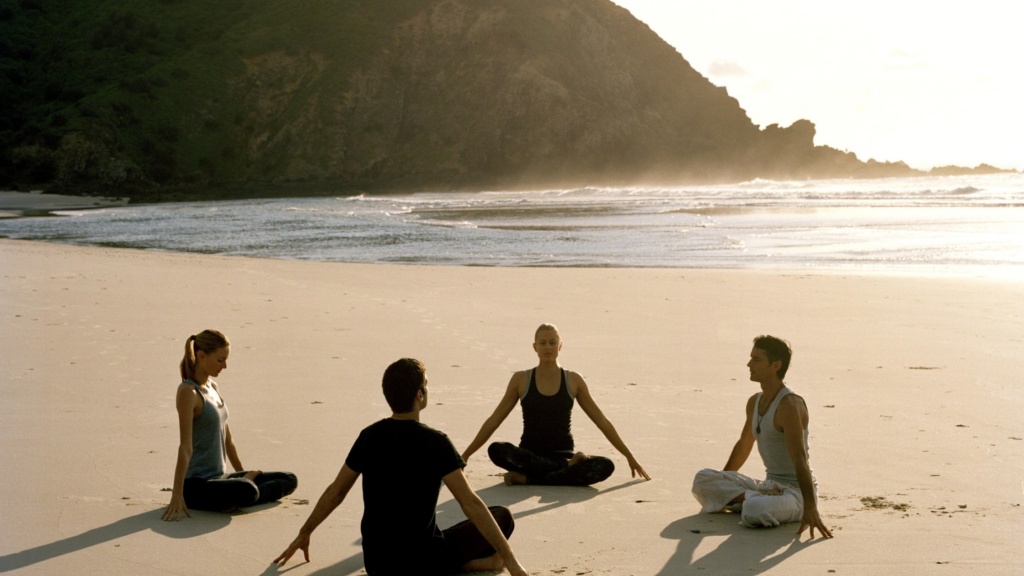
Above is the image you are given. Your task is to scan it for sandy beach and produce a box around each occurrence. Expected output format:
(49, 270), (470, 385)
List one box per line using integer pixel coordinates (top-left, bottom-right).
(1, 238), (1021, 575)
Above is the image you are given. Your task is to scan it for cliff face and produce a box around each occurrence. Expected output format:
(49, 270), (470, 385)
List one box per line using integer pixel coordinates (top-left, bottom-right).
(1, 0), (930, 199)
(237, 0), (761, 188)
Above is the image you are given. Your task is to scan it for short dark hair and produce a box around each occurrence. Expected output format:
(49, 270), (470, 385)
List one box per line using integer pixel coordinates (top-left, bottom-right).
(382, 358), (426, 413)
(753, 335), (792, 380)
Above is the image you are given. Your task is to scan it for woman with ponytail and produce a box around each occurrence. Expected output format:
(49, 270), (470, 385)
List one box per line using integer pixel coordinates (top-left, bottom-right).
(163, 330), (297, 521)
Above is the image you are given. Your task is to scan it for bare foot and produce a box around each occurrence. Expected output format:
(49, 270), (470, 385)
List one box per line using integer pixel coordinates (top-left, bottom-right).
(503, 471), (527, 485)
(568, 452), (590, 466)
(462, 552), (504, 572)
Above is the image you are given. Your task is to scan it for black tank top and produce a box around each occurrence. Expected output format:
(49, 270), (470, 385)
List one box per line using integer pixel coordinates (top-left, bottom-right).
(519, 368), (575, 456)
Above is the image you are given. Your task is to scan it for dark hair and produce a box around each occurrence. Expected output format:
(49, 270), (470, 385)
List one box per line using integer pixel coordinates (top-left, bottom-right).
(382, 358), (426, 413)
(753, 335), (792, 380)
(180, 330), (229, 381)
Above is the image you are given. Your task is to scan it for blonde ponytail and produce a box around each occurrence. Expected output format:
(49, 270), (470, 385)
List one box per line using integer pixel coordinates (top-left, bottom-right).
(179, 330), (229, 382)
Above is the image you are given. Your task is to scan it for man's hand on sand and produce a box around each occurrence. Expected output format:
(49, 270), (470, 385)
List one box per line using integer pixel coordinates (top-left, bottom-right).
(798, 508), (833, 539)
(273, 533), (311, 565)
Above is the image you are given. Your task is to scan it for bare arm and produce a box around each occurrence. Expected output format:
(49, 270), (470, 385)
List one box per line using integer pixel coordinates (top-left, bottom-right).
(723, 394), (757, 472)
(224, 425), (261, 480)
(461, 373), (523, 462)
(162, 384), (198, 521)
(444, 469), (528, 576)
(778, 395), (832, 539)
(573, 373), (650, 480)
(274, 464), (360, 565)
(224, 424), (245, 472)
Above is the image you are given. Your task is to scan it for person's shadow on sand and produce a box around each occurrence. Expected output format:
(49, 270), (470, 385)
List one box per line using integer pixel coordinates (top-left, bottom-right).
(0, 507), (232, 573)
(657, 512), (824, 575)
(450, 477), (645, 522)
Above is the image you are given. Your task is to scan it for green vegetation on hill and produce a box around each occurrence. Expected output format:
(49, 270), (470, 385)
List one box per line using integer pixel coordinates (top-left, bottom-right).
(3, 0), (1001, 201)
(2, 0), (433, 197)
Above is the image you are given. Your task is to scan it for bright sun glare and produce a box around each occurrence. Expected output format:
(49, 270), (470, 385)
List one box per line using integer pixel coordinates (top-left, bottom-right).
(612, 0), (1024, 171)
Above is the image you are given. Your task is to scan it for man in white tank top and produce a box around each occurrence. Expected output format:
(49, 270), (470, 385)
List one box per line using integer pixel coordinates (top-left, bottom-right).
(691, 336), (832, 539)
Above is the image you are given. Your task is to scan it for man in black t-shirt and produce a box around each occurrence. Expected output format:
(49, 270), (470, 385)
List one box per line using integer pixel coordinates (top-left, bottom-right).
(275, 358), (528, 576)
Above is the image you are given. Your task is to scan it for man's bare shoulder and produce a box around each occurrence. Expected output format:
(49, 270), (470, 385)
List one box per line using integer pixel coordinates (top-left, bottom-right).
(780, 392), (807, 408)
(742, 393), (758, 415)
(778, 392), (810, 420)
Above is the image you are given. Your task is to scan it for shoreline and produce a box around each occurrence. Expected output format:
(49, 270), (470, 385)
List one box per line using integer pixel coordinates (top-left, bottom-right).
(2, 237), (1020, 280)
(1, 239), (1022, 575)
(2, 167), (1019, 211)
(0, 190), (129, 218)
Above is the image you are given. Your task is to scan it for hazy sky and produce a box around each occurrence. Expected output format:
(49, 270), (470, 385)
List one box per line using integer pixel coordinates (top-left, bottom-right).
(612, 1), (1023, 171)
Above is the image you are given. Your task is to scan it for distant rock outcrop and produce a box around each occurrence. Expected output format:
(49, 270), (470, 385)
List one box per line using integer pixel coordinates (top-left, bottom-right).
(0, 0), (1009, 200)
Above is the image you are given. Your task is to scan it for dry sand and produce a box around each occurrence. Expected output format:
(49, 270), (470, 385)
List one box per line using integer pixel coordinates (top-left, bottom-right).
(1, 238), (1021, 575)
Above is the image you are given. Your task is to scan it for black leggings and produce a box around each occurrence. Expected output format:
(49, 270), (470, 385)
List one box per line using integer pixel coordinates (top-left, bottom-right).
(183, 471), (297, 511)
(488, 442), (614, 486)
(441, 505), (515, 572)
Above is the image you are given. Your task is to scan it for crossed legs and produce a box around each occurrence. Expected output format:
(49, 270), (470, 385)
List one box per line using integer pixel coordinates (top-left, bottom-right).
(184, 471), (298, 512)
(441, 505), (515, 572)
(488, 442), (614, 486)
(691, 468), (804, 528)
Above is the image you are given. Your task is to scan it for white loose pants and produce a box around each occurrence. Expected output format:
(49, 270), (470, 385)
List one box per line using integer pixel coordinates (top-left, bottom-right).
(691, 468), (806, 528)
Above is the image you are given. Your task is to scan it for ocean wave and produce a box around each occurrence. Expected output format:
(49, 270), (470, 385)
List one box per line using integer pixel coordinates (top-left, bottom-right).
(1, 174), (1021, 273)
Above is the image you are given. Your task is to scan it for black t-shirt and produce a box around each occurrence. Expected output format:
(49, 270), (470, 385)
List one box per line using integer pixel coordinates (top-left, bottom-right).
(345, 418), (465, 575)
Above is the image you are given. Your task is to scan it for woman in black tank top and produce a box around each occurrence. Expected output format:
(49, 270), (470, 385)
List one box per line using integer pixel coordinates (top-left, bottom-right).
(461, 324), (650, 486)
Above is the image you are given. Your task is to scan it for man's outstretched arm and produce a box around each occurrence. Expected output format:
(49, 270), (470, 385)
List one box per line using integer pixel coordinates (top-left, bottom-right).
(443, 469), (528, 576)
(779, 396), (833, 539)
(274, 464), (360, 565)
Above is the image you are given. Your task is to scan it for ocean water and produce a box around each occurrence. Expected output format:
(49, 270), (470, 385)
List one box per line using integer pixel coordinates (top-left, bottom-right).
(1, 174), (1022, 276)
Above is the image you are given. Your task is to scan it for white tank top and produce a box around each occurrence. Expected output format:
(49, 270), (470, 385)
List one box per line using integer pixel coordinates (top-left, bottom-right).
(753, 386), (811, 486)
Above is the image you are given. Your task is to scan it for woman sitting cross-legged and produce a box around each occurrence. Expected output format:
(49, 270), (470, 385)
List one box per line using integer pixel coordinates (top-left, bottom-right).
(162, 329), (297, 521)
(462, 324), (650, 486)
